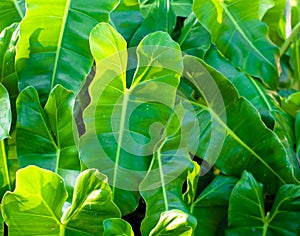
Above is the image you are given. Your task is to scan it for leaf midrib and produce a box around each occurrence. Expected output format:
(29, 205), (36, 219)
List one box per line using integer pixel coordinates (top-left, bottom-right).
(50, 0), (71, 90)
(191, 100), (286, 184)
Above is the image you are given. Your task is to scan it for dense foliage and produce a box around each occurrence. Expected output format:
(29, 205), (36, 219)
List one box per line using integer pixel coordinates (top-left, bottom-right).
(0, 0), (300, 235)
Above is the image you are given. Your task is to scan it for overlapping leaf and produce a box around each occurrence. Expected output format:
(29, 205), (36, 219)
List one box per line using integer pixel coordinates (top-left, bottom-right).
(0, 23), (19, 107)
(1, 166), (121, 236)
(16, 85), (80, 199)
(110, 0), (143, 43)
(16, 0), (119, 103)
(227, 171), (300, 235)
(130, 0), (176, 46)
(80, 22), (183, 215)
(183, 55), (299, 193)
(0, 0), (24, 32)
(193, 0), (280, 89)
(177, 13), (211, 58)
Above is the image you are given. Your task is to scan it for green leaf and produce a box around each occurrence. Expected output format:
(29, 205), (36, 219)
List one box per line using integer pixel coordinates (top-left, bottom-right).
(61, 169), (121, 235)
(0, 0), (24, 32)
(16, 85), (80, 200)
(262, 0), (286, 45)
(16, 0), (119, 103)
(1, 166), (121, 235)
(227, 171), (300, 235)
(258, 0), (275, 19)
(0, 23), (19, 106)
(183, 55), (299, 193)
(110, 0), (143, 43)
(281, 91), (300, 117)
(140, 104), (196, 236)
(149, 209), (194, 236)
(0, 210), (3, 235)
(204, 46), (298, 178)
(191, 175), (238, 236)
(295, 110), (300, 158)
(177, 13), (211, 58)
(80, 23), (182, 215)
(140, 0), (193, 17)
(130, 0), (176, 46)
(103, 218), (134, 236)
(1, 165), (68, 235)
(193, 0), (280, 89)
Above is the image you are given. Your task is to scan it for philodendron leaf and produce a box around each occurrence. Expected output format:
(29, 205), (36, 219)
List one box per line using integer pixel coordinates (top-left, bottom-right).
(61, 169), (121, 235)
(2, 166), (121, 236)
(140, 104), (196, 236)
(16, 0), (119, 103)
(1, 165), (67, 235)
(205, 46), (298, 178)
(103, 218), (134, 236)
(193, 0), (280, 89)
(262, 0), (286, 45)
(80, 23), (182, 215)
(183, 55), (299, 193)
(0, 0), (24, 32)
(16, 85), (80, 200)
(0, 23), (19, 106)
(130, 0), (176, 46)
(177, 13), (211, 59)
(149, 209), (194, 236)
(191, 175), (238, 236)
(227, 171), (300, 235)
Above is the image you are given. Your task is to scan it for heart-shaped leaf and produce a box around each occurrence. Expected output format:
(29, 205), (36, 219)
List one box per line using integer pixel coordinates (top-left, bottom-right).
(103, 218), (134, 236)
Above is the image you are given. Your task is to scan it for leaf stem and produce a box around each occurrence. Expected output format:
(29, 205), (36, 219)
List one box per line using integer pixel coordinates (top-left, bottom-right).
(280, 22), (300, 56)
(1, 140), (12, 191)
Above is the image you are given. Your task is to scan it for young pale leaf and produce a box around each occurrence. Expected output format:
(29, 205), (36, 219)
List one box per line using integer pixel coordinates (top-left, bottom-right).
(191, 175), (238, 236)
(0, 0), (24, 32)
(177, 13), (211, 58)
(227, 171), (300, 235)
(140, 104), (196, 236)
(149, 209), (194, 236)
(183, 55), (299, 193)
(61, 169), (121, 235)
(1, 165), (67, 236)
(103, 218), (134, 236)
(281, 91), (300, 117)
(16, 0), (119, 103)
(0, 84), (11, 139)
(81, 23), (182, 215)
(182, 161), (200, 207)
(130, 0), (176, 46)
(16, 85), (80, 200)
(193, 0), (280, 89)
